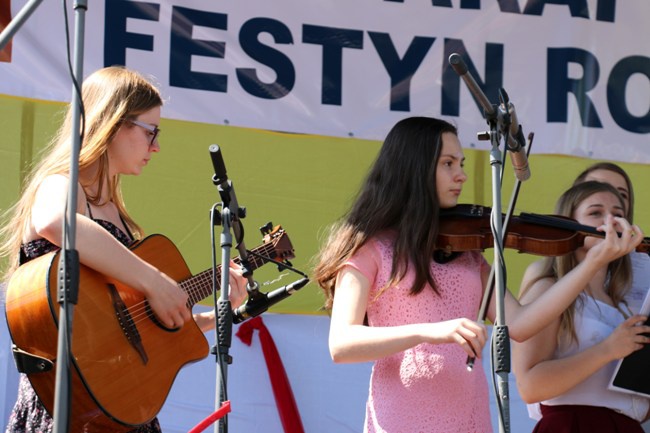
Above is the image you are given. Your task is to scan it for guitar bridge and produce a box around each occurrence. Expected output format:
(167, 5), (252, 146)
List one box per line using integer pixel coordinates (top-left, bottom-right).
(107, 283), (149, 365)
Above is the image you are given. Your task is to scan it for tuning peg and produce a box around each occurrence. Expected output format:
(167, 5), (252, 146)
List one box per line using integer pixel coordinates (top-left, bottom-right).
(259, 221), (273, 236)
(277, 260), (293, 272)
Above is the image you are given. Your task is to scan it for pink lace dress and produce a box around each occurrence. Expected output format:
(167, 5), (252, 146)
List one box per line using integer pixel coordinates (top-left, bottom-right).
(346, 232), (492, 433)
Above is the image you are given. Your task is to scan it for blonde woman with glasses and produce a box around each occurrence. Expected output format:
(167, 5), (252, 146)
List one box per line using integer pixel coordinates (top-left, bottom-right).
(1, 66), (246, 433)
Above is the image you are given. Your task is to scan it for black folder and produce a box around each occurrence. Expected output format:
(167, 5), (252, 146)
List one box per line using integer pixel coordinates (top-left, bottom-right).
(608, 291), (650, 398)
(609, 317), (650, 397)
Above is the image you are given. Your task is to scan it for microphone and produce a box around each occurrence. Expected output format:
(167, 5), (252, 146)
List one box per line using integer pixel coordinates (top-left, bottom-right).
(233, 278), (309, 324)
(448, 53), (496, 118)
(207, 144), (256, 292)
(209, 144), (228, 186)
(448, 53), (531, 182)
(499, 98), (531, 182)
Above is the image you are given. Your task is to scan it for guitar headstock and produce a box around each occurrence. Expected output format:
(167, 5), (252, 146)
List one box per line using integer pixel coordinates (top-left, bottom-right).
(262, 225), (296, 262)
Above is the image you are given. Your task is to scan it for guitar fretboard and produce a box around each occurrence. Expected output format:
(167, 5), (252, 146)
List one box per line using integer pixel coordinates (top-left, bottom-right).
(180, 242), (280, 306)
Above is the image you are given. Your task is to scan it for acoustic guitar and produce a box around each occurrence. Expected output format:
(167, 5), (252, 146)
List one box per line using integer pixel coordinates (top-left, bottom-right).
(4, 226), (294, 432)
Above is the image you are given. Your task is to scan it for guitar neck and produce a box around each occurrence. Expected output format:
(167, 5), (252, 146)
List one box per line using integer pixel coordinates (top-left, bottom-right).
(179, 242), (279, 306)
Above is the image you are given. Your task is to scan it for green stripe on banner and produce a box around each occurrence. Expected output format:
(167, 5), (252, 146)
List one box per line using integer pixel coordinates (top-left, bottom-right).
(1, 95), (649, 313)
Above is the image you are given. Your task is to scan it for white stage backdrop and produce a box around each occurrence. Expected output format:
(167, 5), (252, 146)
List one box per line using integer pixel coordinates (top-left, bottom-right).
(0, 304), (540, 432)
(3, 310), (650, 432)
(2, 0), (650, 163)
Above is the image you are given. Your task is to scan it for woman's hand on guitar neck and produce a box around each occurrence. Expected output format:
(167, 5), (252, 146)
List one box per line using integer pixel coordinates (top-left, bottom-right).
(194, 260), (248, 332)
(228, 260), (248, 309)
(142, 260), (246, 331)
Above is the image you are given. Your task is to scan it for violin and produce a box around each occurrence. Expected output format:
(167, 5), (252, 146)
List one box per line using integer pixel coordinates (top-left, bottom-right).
(437, 204), (650, 257)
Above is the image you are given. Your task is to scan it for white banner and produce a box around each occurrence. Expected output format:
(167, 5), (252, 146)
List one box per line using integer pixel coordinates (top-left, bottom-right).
(2, 0), (649, 163)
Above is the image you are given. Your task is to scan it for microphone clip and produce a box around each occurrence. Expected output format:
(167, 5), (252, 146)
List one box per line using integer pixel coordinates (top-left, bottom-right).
(246, 280), (264, 302)
(233, 277), (309, 324)
(497, 88), (526, 153)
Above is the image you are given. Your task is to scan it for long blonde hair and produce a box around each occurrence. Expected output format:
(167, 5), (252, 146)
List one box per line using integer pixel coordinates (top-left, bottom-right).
(0, 66), (162, 277)
(522, 181), (631, 345)
(573, 162), (635, 222)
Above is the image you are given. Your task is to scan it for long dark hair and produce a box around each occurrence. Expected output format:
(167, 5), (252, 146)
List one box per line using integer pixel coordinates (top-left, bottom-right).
(314, 117), (458, 309)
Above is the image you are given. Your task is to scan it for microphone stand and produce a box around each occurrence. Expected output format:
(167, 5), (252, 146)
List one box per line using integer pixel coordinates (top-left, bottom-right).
(2, 2), (89, 432)
(485, 112), (511, 433)
(0, 0), (44, 49)
(208, 144), (259, 433)
(54, 4), (88, 432)
(448, 53), (529, 433)
(467, 132), (534, 372)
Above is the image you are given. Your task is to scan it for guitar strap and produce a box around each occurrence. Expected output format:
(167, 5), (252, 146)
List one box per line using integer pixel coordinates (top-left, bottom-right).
(11, 344), (54, 374)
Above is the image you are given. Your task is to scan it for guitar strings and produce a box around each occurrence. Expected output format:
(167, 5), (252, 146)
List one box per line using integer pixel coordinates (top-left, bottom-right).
(74, 241), (282, 355)
(109, 241), (279, 328)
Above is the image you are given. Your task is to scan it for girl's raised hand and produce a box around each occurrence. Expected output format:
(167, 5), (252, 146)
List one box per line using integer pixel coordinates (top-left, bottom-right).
(589, 215), (643, 265)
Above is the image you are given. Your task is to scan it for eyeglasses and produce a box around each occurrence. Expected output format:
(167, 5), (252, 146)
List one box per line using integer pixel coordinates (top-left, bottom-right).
(128, 119), (160, 146)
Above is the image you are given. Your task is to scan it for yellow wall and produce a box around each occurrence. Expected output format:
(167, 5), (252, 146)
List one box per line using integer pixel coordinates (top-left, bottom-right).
(2, 95), (649, 314)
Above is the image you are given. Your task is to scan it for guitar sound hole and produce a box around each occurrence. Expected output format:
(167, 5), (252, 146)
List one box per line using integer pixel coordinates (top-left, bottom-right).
(145, 302), (181, 332)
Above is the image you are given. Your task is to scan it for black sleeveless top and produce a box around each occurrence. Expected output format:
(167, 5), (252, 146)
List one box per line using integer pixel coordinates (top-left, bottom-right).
(19, 204), (135, 265)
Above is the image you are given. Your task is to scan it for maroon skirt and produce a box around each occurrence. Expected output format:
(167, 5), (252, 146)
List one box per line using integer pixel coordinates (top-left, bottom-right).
(532, 404), (643, 433)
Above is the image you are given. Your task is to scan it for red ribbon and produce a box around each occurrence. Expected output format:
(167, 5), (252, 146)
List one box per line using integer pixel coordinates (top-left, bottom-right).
(236, 316), (305, 433)
(188, 401), (232, 433)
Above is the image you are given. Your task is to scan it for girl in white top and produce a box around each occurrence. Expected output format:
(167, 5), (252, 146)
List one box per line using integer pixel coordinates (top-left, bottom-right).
(572, 162), (650, 315)
(513, 181), (650, 432)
